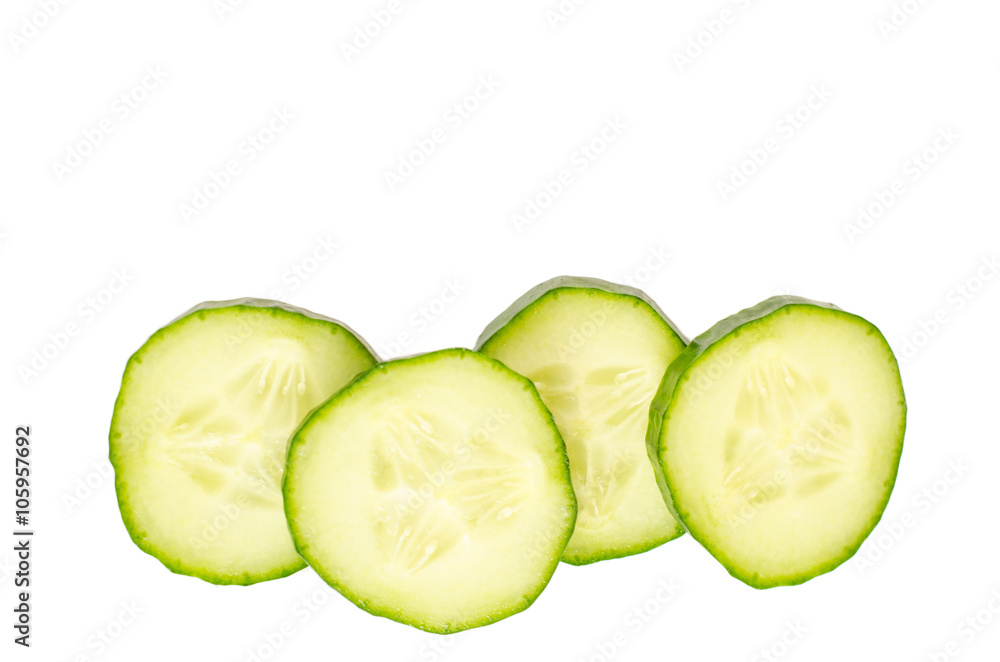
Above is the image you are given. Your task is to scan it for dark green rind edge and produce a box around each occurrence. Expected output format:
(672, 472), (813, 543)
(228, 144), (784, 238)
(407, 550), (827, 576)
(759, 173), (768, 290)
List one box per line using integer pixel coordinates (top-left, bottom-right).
(645, 296), (907, 589)
(282, 348), (578, 633)
(476, 276), (688, 565)
(166, 297), (381, 359)
(109, 298), (378, 586)
(474, 275), (689, 350)
(560, 523), (685, 566)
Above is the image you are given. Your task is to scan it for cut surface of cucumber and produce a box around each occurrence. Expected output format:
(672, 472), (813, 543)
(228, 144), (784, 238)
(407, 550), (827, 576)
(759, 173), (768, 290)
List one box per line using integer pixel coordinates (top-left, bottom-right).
(647, 296), (906, 588)
(283, 349), (576, 633)
(477, 277), (687, 565)
(110, 299), (377, 585)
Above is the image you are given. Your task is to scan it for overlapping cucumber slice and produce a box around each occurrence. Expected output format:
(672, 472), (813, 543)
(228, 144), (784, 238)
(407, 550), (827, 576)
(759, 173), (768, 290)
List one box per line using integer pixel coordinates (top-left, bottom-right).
(283, 349), (576, 633)
(646, 296), (906, 588)
(478, 277), (688, 564)
(110, 299), (377, 585)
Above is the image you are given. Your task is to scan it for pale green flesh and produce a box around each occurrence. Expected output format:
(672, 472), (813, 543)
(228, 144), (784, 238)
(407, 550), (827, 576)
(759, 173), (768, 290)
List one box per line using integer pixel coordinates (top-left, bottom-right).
(648, 298), (905, 588)
(478, 279), (687, 564)
(283, 349), (576, 633)
(371, 409), (532, 576)
(110, 300), (377, 585)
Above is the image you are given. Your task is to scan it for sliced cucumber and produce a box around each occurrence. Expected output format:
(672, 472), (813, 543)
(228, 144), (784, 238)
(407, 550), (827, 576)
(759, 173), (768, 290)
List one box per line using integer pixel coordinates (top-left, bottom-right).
(477, 277), (687, 565)
(283, 349), (576, 633)
(110, 299), (377, 585)
(647, 296), (906, 588)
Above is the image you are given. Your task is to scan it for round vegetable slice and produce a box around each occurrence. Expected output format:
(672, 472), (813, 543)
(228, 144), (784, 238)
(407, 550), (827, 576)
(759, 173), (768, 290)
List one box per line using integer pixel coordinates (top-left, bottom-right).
(110, 299), (377, 585)
(477, 277), (688, 565)
(283, 349), (576, 633)
(646, 296), (906, 588)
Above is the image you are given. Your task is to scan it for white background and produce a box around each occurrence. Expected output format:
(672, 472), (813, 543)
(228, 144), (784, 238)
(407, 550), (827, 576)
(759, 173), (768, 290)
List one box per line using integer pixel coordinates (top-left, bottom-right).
(2, 0), (999, 660)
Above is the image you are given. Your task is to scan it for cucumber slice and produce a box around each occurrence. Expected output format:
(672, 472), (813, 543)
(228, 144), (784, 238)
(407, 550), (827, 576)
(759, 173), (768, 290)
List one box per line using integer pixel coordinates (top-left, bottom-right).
(283, 349), (576, 633)
(646, 296), (906, 588)
(477, 277), (687, 565)
(110, 299), (377, 585)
